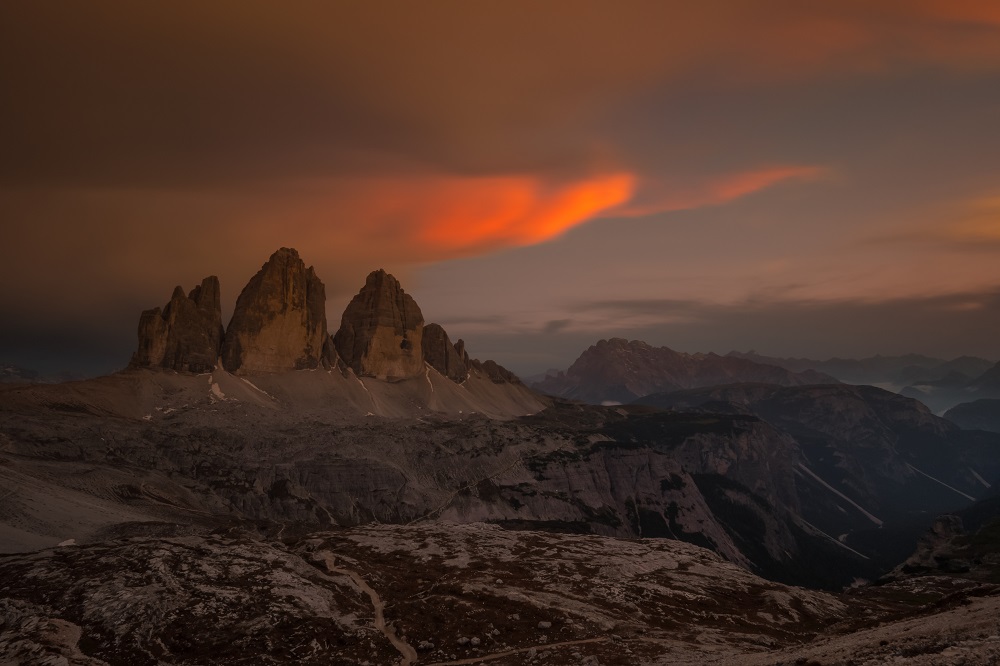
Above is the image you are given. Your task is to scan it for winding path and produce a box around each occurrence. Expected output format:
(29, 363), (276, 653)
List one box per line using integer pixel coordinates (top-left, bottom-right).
(316, 550), (417, 666)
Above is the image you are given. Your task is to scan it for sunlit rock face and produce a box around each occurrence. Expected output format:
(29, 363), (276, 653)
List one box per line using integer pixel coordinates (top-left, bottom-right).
(333, 269), (424, 381)
(221, 248), (329, 374)
(130, 276), (224, 373)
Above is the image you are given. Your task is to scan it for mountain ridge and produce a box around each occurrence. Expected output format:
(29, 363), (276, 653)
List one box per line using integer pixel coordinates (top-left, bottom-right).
(533, 337), (836, 404)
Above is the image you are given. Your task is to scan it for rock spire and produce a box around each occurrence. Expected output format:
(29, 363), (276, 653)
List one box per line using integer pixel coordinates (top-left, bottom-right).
(130, 276), (224, 373)
(221, 248), (330, 374)
(333, 269), (425, 380)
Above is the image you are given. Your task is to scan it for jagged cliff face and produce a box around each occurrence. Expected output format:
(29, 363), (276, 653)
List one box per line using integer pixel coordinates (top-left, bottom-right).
(333, 269), (424, 380)
(128, 253), (524, 394)
(129, 276), (224, 373)
(221, 248), (329, 374)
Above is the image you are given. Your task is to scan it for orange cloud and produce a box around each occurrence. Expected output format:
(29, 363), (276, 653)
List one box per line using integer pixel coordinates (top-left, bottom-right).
(611, 165), (827, 218)
(226, 172), (637, 266)
(947, 196), (1000, 243)
(417, 174), (635, 252)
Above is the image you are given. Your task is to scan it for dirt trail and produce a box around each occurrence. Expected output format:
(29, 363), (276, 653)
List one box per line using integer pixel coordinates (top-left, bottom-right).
(425, 637), (608, 665)
(316, 550), (417, 666)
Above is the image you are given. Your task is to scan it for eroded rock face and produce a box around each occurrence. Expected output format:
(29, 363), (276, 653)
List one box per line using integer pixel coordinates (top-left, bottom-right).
(333, 269), (424, 380)
(221, 248), (328, 374)
(129, 276), (224, 373)
(422, 325), (522, 385)
(422, 323), (467, 382)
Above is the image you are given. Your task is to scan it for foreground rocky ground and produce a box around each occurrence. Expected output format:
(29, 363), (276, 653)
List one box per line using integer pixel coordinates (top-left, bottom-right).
(2, 522), (998, 665)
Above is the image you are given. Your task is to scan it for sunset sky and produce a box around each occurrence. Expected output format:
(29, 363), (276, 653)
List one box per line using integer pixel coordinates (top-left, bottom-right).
(3, 1), (1000, 376)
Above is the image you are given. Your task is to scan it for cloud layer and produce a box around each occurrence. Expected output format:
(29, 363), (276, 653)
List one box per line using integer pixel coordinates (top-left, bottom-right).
(3, 2), (1000, 373)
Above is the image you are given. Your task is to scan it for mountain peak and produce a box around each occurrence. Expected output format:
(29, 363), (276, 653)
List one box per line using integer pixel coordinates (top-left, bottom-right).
(130, 276), (224, 374)
(333, 269), (425, 380)
(221, 248), (329, 374)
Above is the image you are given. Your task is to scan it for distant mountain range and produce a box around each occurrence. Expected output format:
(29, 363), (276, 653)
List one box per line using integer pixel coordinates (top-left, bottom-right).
(0, 364), (40, 383)
(532, 338), (836, 404)
(945, 399), (1000, 434)
(726, 350), (1000, 413)
(727, 349), (995, 388)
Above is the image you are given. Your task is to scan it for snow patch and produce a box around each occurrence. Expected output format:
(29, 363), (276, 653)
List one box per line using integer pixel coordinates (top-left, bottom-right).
(240, 377), (275, 399)
(799, 518), (870, 560)
(796, 463), (883, 526)
(210, 383), (226, 400)
(907, 464), (977, 501)
(970, 468), (992, 489)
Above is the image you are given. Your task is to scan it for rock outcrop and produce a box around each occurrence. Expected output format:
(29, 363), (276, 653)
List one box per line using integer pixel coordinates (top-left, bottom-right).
(421, 323), (468, 382)
(221, 248), (329, 374)
(129, 276), (224, 373)
(422, 324), (522, 385)
(333, 269), (424, 380)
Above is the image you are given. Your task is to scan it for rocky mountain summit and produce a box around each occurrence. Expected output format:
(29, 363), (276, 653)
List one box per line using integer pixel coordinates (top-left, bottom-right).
(129, 276), (224, 373)
(534, 338), (835, 404)
(221, 248), (331, 373)
(333, 268), (425, 380)
(124, 248), (532, 418)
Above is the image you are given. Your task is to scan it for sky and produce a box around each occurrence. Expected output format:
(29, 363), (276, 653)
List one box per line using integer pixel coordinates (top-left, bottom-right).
(3, 1), (1000, 377)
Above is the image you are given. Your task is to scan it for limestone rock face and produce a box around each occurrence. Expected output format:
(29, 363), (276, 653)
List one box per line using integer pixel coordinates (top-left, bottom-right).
(130, 276), (224, 373)
(222, 248), (328, 374)
(333, 270), (424, 380)
(421, 324), (468, 382)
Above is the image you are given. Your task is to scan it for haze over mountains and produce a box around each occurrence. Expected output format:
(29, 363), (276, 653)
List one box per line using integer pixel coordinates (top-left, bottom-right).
(727, 350), (1000, 414)
(2, 247), (1000, 664)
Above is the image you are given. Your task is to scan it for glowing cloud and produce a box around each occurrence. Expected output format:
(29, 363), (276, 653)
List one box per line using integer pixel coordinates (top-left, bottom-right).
(610, 165), (827, 218)
(417, 173), (635, 252)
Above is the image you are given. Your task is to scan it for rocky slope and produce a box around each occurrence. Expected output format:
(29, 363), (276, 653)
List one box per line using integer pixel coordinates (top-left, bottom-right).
(2, 523), (998, 666)
(221, 248), (331, 373)
(535, 338), (835, 404)
(636, 383), (1000, 567)
(130, 276), (224, 373)
(9, 374), (998, 588)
